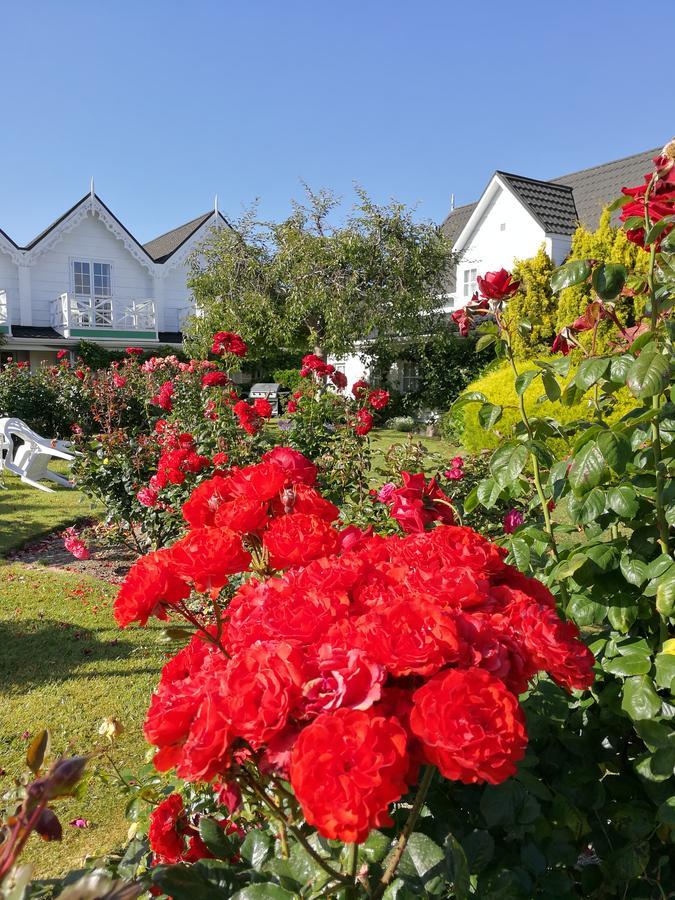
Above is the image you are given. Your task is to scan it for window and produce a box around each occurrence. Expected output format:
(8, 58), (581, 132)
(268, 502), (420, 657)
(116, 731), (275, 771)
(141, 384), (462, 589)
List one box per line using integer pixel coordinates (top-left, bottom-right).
(462, 268), (477, 298)
(72, 260), (112, 297)
(399, 361), (421, 394)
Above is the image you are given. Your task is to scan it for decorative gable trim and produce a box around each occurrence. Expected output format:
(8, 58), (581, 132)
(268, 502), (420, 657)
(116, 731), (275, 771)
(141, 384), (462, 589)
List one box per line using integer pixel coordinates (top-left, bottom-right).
(158, 212), (228, 272)
(25, 194), (157, 274)
(0, 229), (23, 265)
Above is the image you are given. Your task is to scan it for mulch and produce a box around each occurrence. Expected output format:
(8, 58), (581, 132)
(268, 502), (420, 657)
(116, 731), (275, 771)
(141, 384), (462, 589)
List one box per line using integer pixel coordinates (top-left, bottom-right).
(6, 523), (138, 584)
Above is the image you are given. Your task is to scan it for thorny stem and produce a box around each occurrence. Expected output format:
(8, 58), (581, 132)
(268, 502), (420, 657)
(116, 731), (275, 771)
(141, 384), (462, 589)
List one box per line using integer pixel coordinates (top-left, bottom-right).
(373, 766), (435, 898)
(345, 842), (360, 899)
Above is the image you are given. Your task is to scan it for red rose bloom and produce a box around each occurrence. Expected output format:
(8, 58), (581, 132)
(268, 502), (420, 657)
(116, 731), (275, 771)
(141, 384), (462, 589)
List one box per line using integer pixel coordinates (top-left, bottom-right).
(351, 379), (369, 399)
(171, 527), (251, 592)
(476, 268), (520, 301)
(368, 389), (390, 410)
(211, 331), (248, 357)
(115, 549), (191, 627)
(354, 408), (374, 436)
(261, 446), (317, 485)
(182, 475), (235, 527)
(410, 668), (527, 784)
(253, 397), (273, 418)
(56, 349), (69, 360)
(263, 513), (339, 570)
(202, 371), (230, 387)
(136, 486), (158, 507)
(386, 472), (455, 533)
(286, 400), (298, 413)
(290, 708), (409, 842)
(148, 793), (186, 864)
(330, 370), (348, 390)
(126, 347), (144, 355)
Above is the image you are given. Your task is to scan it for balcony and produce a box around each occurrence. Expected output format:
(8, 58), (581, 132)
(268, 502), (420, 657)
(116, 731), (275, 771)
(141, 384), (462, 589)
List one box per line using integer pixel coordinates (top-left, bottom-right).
(51, 293), (158, 340)
(0, 290), (9, 334)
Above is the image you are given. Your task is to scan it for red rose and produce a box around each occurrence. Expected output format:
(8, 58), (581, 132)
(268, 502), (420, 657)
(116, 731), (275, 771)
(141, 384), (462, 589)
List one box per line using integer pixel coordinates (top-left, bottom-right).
(253, 397), (273, 418)
(330, 370), (348, 390)
(56, 349), (69, 360)
(136, 487), (158, 507)
(368, 389), (390, 410)
(115, 548), (191, 627)
(290, 708), (410, 843)
(476, 268), (520, 301)
(214, 498), (269, 535)
(263, 513), (339, 570)
(182, 475), (235, 527)
(387, 472), (455, 533)
(410, 667), (527, 784)
(261, 446), (317, 485)
(286, 400), (298, 413)
(351, 379), (369, 399)
(354, 408), (373, 436)
(202, 371), (229, 387)
(301, 643), (385, 716)
(211, 331), (248, 357)
(125, 347), (144, 355)
(272, 483), (340, 522)
(148, 794), (186, 864)
(171, 527), (251, 592)
(224, 461), (287, 501)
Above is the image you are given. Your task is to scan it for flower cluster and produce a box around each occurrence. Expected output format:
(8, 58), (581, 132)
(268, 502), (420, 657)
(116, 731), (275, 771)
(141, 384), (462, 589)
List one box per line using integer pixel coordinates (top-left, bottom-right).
(233, 398), (272, 435)
(62, 527), (90, 560)
(300, 354), (348, 389)
(149, 792), (241, 865)
(444, 455), (464, 480)
(211, 331), (249, 358)
(620, 144), (675, 248)
(379, 471), (456, 533)
(116, 451), (594, 845)
(451, 268), (520, 336)
(152, 380), (174, 412)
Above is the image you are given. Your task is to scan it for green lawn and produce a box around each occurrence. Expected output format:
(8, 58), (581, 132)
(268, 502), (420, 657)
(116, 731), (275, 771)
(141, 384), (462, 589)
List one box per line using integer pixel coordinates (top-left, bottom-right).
(0, 465), (100, 556)
(0, 564), (164, 877)
(368, 428), (459, 477)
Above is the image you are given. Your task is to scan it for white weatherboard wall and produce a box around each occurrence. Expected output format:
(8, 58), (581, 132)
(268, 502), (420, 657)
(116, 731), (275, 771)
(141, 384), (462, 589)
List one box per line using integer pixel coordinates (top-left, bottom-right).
(453, 184), (545, 310)
(29, 214), (153, 327)
(0, 249), (20, 322)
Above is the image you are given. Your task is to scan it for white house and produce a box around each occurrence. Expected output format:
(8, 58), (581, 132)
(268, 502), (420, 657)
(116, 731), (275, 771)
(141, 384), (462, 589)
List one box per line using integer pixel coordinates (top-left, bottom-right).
(0, 187), (228, 369)
(332, 146), (659, 392)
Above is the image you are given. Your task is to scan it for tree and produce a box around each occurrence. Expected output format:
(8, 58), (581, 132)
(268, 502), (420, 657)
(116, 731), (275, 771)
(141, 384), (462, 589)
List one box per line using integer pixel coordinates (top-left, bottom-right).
(184, 188), (457, 362)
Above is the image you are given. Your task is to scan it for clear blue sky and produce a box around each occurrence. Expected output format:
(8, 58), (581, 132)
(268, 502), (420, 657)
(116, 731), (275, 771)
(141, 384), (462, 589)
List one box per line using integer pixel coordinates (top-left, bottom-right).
(2, 0), (672, 245)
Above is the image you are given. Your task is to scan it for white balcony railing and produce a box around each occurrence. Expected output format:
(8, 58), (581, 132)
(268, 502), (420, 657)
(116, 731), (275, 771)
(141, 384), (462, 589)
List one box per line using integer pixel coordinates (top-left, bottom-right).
(51, 293), (158, 339)
(0, 290), (8, 333)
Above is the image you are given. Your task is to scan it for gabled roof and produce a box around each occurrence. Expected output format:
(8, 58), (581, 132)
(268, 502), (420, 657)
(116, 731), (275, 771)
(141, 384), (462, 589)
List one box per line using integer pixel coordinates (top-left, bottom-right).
(441, 146), (661, 244)
(498, 172), (577, 235)
(144, 211), (227, 263)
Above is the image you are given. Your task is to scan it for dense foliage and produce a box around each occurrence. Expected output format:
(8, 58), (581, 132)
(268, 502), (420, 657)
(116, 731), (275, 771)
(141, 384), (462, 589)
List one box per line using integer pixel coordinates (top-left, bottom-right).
(185, 188), (456, 362)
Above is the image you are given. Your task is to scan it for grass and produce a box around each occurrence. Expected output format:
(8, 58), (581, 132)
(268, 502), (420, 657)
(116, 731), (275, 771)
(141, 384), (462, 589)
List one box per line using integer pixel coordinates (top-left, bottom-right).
(0, 564), (165, 877)
(368, 428), (459, 477)
(0, 464), (101, 556)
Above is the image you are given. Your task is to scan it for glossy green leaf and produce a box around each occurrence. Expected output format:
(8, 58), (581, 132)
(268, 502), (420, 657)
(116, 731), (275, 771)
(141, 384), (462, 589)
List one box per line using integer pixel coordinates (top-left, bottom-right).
(654, 653), (675, 692)
(490, 443), (529, 488)
(515, 370), (539, 396)
(475, 333), (497, 353)
(403, 832), (445, 895)
(619, 555), (648, 587)
(198, 818), (238, 860)
(568, 441), (606, 496)
(478, 402), (503, 430)
(567, 488), (606, 525)
(608, 602), (638, 633)
(231, 887), (296, 899)
(621, 675), (662, 720)
(444, 834), (470, 900)
(607, 485), (639, 518)
(550, 259), (592, 293)
(575, 357), (610, 392)
(603, 654), (651, 676)
(626, 347), (670, 399)
(657, 796), (675, 826)
(591, 263), (626, 300)
(240, 830), (272, 868)
(656, 576), (675, 617)
(508, 538), (531, 572)
(541, 370), (561, 402)
(26, 729), (50, 775)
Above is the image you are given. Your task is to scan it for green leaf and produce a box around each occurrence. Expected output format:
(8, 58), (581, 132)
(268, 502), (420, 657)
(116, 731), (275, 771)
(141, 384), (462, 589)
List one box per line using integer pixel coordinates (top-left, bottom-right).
(508, 538), (531, 572)
(454, 390), (488, 408)
(597, 431), (631, 473)
(525, 439), (555, 467)
(655, 653), (675, 692)
(231, 887), (297, 899)
(358, 829), (391, 865)
(198, 818), (238, 860)
(567, 441), (606, 496)
(585, 542), (620, 572)
(575, 357), (610, 392)
(591, 263), (626, 300)
(240, 830), (272, 868)
(515, 370), (539, 396)
(26, 729), (50, 775)
(477, 477), (504, 509)
(152, 864), (233, 900)
(541, 371), (561, 402)
(490, 443), (529, 488)
(475, 333), (497, 353)
(550, 259), (592, 293)
(478, 402), (503, 430)
(603, 654), (651, 676)
(621, 675), (662, 720)
(607, 485), (639, 518)
(463, 485), (479, 514)
(657, 796), (675, 826)
(567, 488), (606, 525)
(644, 216), (674, 246)
(608, 602), (638, 633)
(619, 554), (648, 587)
(460, 830), (494, 874)
(608, 354), (634, 384)
(656, 576), (675, 617)
(403, 832), (445, 895)
(626, 347), (670, 399)
(444, 834), (470, 900)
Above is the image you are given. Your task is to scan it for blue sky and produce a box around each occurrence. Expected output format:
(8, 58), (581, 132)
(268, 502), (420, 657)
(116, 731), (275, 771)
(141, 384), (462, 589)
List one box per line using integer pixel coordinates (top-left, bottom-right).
(2, 1), (672, 245)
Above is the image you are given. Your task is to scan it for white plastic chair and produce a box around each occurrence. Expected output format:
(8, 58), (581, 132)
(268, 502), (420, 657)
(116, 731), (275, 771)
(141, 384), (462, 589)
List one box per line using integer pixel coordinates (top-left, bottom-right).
(0, 417), (75, 492)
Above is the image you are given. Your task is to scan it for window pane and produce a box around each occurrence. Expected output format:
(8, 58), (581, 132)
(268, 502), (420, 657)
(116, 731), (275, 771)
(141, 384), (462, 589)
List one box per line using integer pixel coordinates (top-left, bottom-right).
(73, 261), (90, 294)
(93, 263), (111, 297)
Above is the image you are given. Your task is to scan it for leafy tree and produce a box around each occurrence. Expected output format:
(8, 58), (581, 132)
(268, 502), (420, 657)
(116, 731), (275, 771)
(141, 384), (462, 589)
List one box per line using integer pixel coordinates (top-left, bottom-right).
(184, 188), (456, 361)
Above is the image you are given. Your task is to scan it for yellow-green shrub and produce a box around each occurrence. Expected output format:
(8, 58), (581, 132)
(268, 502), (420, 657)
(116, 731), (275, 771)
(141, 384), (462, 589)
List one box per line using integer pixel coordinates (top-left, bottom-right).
(454, 358), (639, 453)
(504, 246), (558, 358)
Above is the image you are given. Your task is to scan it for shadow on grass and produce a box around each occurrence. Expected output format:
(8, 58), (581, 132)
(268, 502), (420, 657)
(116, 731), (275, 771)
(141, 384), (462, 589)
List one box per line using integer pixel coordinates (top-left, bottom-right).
(0, 618), (160, 690)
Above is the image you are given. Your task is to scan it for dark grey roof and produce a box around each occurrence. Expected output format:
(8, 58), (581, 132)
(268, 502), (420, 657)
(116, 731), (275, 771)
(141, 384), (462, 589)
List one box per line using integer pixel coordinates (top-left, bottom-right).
(552, 147), (659, 229)
(441, 147), (661, 244)
(144, 212), (230, 263)
(498, 173), (577, 235)
(11, 325), (63, 339)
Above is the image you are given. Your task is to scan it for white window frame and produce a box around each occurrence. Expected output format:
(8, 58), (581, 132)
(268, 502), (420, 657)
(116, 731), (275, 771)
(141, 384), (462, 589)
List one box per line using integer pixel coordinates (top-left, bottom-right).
(70, 257), (114, 300)
(462, 267), (477, 299)
(399, 361), (421, 394)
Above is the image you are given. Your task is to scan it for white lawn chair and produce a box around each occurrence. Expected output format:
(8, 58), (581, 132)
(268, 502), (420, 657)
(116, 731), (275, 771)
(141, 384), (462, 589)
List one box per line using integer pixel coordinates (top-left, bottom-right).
(0, 417), (75, 492)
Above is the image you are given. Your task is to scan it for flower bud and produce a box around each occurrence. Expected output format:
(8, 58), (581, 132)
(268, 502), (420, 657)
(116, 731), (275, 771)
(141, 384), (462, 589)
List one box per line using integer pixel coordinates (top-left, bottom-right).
(46, 756), (87, 798)
(34, 807), (63, 842)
